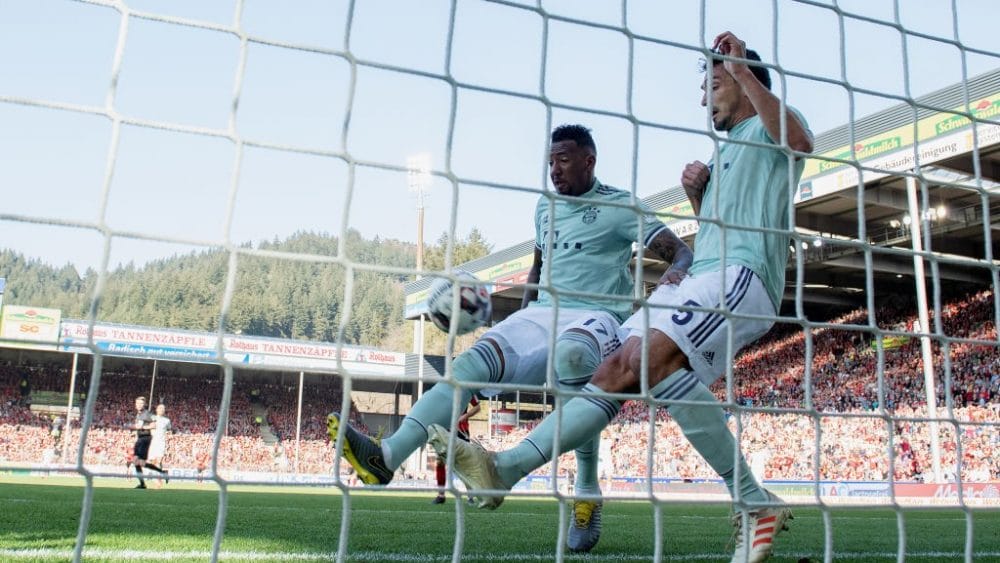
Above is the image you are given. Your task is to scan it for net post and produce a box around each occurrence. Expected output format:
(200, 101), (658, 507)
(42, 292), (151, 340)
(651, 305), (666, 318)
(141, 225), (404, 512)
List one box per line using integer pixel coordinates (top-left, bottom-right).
(905, 173), (943, 483)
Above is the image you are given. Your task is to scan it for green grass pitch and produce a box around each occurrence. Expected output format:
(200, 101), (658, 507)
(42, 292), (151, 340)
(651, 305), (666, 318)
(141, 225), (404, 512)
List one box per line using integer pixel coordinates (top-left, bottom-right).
(1, 477), (998, 562)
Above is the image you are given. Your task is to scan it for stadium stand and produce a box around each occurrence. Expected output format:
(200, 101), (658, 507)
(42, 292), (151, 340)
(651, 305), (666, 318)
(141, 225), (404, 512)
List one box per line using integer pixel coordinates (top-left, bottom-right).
(1, 290), (996, 483)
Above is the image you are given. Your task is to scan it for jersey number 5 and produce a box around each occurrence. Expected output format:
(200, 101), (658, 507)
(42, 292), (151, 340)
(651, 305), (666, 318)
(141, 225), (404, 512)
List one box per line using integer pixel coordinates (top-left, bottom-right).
(671, 299), (701, 325)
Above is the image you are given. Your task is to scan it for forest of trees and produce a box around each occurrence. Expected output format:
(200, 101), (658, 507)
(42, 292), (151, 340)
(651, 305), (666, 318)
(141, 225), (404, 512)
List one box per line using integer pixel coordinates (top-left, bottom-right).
(1, 228), (493, 352)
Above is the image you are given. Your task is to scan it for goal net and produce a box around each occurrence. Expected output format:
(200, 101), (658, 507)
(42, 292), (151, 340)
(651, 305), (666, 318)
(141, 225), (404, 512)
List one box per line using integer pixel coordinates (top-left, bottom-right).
(0, 0), (998, 562)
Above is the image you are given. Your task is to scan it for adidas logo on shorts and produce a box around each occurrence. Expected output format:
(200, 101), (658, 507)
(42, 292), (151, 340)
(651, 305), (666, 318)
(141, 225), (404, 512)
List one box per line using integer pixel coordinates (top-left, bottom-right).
(702, 351), (715, 366)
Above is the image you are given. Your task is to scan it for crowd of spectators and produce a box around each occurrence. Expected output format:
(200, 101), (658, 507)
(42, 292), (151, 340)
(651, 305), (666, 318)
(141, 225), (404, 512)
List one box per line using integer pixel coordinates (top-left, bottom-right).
(256, 379), (348, 442)
(732, 289), (997, 412)
(0, 360), (371, 476)
(1, 290), (996, 483)
(481, 289), (999, 483)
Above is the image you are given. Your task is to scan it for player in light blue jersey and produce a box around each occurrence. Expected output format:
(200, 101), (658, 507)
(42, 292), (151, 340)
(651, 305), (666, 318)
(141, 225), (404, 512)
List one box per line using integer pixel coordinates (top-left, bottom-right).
(528, 164), (672, 323)
(329, 124), (693, 553)
(433, 33), (813, 563)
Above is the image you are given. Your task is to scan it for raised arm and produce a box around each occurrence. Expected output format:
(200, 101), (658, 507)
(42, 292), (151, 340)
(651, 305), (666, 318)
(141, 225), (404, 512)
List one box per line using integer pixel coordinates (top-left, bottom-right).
(713, 31), (813, 155)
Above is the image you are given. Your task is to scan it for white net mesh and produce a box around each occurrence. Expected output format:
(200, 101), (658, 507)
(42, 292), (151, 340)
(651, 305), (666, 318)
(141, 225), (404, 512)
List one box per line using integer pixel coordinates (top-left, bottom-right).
(1, 1), (999, 562)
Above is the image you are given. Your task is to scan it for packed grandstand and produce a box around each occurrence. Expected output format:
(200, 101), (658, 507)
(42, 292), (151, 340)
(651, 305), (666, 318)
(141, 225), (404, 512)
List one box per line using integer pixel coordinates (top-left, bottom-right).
(2, 288), (996, 486)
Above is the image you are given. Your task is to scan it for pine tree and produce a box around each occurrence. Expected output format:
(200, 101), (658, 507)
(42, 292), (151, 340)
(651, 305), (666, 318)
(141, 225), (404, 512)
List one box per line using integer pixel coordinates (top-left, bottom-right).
(0, 226), (490, 349)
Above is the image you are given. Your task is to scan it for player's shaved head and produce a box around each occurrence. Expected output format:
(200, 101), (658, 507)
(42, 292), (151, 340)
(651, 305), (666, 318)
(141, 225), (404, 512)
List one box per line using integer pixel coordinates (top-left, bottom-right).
(548, 126), (597, 196)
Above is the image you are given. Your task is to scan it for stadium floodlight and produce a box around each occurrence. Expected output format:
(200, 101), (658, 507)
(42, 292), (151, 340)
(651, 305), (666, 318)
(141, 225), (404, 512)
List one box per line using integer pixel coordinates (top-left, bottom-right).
(407, 153), (433, 273)
(923, 205), (948, 222)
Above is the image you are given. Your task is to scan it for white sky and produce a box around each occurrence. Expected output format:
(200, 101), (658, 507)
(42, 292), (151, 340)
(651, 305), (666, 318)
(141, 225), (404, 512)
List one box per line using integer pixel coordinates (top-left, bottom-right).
(1, 0), (998, 272)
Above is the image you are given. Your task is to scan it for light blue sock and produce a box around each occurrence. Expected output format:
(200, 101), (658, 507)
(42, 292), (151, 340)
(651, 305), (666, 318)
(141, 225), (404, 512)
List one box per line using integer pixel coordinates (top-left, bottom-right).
(573, 437), (600, 495)
(652, 368), (767, 504)
(382, 340), (500, 470)
(495, 383), (620, 488)
(553, 330), (606, 496)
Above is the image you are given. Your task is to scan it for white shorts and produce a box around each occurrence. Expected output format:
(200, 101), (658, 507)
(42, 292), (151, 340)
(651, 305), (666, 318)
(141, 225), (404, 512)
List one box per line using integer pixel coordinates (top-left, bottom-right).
(148, 439), (166, 461)
(479, 306), (624, 396)
(622, 265), (775, 385)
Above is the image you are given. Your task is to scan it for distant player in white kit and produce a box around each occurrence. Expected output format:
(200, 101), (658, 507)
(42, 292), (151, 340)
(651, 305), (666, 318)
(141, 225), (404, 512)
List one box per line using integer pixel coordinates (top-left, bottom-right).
(147, 403), (171, 485)
(329, 123), (694, 553)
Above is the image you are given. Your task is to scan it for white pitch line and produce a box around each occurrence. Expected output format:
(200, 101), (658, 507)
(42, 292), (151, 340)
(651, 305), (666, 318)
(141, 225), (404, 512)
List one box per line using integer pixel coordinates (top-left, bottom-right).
(2, 548), (998, 561)
(1, 497), (981, 522)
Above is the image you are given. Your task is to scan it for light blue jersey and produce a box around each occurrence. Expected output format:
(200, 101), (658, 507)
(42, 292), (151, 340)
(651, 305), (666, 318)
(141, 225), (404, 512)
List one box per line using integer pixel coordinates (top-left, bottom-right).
(532, 179), (667, 322)
(689, 109), (810, 308)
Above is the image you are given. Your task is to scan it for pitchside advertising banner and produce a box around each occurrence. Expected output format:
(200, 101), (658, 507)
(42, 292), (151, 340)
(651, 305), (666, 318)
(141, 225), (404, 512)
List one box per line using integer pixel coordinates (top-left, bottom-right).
(54, 320), (405, 376)
(490, 408), (517, 434)
(512, 477), (1000, 505)
(796, 93), (1000, 203)
(805, 481), (1000, 505)
(0, 305), (62, 350)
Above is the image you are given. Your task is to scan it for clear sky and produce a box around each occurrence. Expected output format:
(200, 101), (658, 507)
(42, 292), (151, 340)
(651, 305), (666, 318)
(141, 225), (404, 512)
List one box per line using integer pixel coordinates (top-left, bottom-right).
(1, 0), (997, 273)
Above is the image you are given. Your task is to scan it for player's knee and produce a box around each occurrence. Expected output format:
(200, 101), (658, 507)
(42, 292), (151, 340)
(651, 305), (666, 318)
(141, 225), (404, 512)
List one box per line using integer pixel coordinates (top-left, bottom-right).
(451, 338), (505, 384)
(626, 346), (645, 381)
(554, 336), (601, 388)
(591, 349), (637, 393)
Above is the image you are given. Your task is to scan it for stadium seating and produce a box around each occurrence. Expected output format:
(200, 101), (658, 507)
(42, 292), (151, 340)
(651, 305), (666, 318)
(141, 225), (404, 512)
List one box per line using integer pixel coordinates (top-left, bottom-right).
(1, 290), (996, 481)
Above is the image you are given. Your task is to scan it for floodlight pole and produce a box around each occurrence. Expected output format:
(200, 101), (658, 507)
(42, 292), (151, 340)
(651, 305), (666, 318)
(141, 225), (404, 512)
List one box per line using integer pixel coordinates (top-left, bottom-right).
(295, 371), (304, 474)
(62, 353), (79, 464)
(905, 174), (943, 483)
(408, 153), (432, 477)
(148, 360), (158, 406)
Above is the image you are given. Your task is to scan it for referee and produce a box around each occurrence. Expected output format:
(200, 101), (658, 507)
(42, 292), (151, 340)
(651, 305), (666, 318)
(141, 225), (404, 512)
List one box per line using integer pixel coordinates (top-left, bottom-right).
(131, 396), (167, 489)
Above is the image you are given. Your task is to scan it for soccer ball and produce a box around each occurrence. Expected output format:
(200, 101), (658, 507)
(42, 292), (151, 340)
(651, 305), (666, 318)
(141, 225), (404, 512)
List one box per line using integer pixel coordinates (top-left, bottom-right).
(426, 270), (492, 335)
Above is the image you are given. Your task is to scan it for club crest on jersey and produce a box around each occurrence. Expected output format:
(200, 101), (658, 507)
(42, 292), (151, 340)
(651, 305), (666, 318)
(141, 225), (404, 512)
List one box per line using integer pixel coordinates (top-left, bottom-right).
(582, 207), (599, 224)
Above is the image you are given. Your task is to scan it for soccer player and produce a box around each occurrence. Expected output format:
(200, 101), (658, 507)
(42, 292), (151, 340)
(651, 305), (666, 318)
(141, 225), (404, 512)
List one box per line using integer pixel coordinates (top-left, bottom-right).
(432, 32), (813, 563)
(329, 123), (693, 552)
(432, 395), (480, 504)
(147, 403), (171, 485)
(131, 396), (168, 489)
